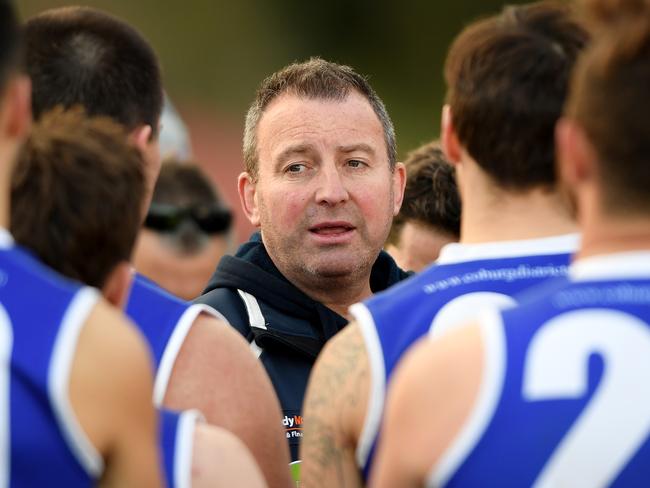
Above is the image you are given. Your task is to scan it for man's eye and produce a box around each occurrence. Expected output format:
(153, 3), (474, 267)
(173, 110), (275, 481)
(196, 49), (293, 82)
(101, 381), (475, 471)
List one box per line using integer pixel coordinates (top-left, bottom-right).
(347, 159), (365, 168)
(286, 163), (306, 173)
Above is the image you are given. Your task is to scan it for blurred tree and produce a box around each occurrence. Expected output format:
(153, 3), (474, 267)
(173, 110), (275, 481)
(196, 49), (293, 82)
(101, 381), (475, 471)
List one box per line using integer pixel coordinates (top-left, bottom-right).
(18, 0), (530, 243)
(18, 0), (529, 155)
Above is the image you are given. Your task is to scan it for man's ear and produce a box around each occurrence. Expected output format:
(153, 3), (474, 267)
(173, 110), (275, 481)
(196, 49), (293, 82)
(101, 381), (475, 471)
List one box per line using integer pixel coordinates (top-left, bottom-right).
(238, 171), (261, 227)
(441, 104), (461, 165)
(392, 162), (407, 216)
(130, 124), (152, 153)
(129, 124), (161, 209)
(556, 117), (596, 189)
(102, 261), (134, 310)
(1, 75), (31, 141)
(130, 124), (161, 174)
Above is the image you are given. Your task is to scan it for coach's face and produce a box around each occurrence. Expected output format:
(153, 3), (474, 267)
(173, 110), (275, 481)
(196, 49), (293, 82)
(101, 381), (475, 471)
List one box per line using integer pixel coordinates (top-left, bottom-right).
(240, 91), (405, 288)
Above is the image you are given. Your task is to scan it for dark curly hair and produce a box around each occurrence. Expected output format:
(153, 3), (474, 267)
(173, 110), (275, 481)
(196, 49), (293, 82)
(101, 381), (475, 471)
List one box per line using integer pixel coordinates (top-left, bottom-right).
(387, 141), (461, 246)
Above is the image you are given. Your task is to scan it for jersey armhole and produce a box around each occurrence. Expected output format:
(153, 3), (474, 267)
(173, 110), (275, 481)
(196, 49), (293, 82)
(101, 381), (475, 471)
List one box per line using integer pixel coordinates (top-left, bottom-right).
(48, 286), (104, 478)
(348, 303), (386, 472)
(153, 304), (226, 406)
(426, 308), (507, 487)
(174, 409), (203, 488)
(0, 306), (12, 487)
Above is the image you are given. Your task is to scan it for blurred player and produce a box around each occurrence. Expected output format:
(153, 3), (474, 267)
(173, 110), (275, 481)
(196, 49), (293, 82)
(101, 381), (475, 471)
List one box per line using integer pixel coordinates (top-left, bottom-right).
(159, 93), (193, 160)
(384, 141), (460, 271)
(0, 2), (162, 485)
(133, 159), (233, 301)
(301, 3), (587, 486)
(373, 0), (650, 485)
(23, 7), (290, 486)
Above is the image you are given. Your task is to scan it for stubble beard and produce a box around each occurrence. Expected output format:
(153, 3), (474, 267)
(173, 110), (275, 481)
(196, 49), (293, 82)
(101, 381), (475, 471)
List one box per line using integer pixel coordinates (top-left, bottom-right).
(259, 187), (395, 298)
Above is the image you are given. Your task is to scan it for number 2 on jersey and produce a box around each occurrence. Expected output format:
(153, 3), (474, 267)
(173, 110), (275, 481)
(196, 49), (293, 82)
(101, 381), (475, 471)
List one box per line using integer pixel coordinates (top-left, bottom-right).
(523, 309), (650, 487)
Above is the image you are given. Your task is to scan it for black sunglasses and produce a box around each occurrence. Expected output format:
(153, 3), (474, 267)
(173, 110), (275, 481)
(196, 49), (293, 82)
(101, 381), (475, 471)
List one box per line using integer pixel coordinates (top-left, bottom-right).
(144, 202), (233, 234)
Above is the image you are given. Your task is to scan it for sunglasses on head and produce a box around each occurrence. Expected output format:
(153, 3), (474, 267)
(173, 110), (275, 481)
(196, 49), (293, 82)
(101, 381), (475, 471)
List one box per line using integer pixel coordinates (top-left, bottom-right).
(144, 202), (233, 234)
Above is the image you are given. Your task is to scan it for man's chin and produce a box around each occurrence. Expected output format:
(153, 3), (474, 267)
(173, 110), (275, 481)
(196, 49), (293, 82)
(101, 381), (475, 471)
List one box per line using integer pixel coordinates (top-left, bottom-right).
(308, 258), (364, 280)
(314, 268), (354, 279)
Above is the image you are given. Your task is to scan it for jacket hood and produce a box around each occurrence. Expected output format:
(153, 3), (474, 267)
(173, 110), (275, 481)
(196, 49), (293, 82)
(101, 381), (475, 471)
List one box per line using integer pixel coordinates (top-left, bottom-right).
(203, 232), (410, 339)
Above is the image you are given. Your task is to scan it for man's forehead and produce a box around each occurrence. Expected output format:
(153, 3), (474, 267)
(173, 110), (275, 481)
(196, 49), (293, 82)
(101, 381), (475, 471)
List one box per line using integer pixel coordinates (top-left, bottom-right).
(257, 92), (384, 147)
(274, 141), (378, 161)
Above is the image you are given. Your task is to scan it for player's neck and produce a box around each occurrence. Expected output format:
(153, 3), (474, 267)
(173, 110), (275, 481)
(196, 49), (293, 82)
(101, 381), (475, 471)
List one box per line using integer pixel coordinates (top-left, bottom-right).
(0, 160), (13, 230)
(459, 183), (576, 244)
(577, 212), (650, 260)
(0, 200), (8, 231)
(0, 147), (13, 230)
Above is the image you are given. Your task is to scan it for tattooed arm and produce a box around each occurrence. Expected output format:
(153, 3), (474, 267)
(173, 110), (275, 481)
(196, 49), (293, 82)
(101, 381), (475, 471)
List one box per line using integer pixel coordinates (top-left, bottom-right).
(301, 322), (369, 488)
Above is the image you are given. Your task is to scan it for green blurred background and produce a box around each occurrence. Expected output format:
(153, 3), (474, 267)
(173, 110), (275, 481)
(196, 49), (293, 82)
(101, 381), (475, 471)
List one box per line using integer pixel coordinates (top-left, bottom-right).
(18, 0), (529, 242)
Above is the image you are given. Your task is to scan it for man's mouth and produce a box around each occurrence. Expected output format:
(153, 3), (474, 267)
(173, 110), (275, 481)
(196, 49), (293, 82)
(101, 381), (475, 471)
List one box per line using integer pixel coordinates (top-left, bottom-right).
(309, 222), (356, 235)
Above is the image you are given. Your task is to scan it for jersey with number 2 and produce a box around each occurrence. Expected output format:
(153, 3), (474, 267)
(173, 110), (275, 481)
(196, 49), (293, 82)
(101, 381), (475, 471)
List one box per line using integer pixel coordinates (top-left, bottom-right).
(435, 253), (650, 487)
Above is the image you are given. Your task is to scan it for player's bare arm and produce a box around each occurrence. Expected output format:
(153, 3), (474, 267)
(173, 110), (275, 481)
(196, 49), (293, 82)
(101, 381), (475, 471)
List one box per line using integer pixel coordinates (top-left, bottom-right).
(70, 300), (163, 487)
(192, 423), (268, 488)
(371, 324), (484, 488)
(163, 313), (292, 488)
(301, 322), (369, 488)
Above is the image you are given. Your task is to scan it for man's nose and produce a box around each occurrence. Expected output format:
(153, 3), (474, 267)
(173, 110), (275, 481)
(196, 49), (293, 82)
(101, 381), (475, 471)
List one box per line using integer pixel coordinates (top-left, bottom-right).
(315, 164), (349, 206)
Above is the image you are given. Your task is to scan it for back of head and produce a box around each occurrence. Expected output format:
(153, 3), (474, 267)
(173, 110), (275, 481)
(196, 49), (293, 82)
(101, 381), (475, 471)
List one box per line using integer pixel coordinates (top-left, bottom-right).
(0, 0), (21, 93)
(24, 6), (162, 134)
(243, 57), (396, 179)
(153, 159), (221, 209)
(11, 108), (145, 288)
(567, 0), (650, 214)
(445, 1), (589, 190)
(388, 141), (461, 246)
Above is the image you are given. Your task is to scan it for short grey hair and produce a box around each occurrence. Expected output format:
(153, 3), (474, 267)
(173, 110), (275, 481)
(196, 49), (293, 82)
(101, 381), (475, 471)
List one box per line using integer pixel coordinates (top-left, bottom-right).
(243, 57), (397, 180)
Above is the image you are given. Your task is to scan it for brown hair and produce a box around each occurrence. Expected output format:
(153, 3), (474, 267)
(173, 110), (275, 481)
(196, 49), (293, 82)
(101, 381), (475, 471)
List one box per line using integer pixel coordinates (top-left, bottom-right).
(387, 141), (461, 246)
(153, 158), (222, 207)
(11, 108), (145, 288)
(444, 1), (589, 190)
(567, 0), (650, 214)
(243, 57), (396, 179)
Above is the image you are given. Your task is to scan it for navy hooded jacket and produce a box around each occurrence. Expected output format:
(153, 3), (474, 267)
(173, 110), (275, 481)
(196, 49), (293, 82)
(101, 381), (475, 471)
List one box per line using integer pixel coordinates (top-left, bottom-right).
(195, 232), (410, 461)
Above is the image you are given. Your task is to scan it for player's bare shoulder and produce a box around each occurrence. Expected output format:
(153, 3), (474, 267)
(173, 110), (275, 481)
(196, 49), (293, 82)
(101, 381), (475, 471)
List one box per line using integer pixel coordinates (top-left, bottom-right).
(372, 321), (485, 487)
(68, 297), (158, 463)
(165, 310), (292, 488)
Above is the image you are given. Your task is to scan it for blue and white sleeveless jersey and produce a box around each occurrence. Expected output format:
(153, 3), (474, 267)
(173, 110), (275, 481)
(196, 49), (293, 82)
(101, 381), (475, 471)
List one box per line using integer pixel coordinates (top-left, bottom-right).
(126, 274), (226, 406)
(160, 409), (202, 488)
(0, 228), (103, 486)
(349, 234), (578, 479)
(431, 251), (650, 487)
